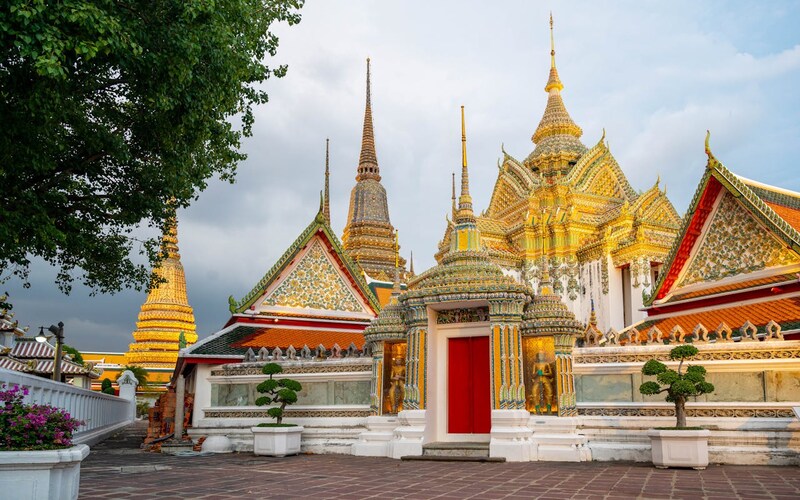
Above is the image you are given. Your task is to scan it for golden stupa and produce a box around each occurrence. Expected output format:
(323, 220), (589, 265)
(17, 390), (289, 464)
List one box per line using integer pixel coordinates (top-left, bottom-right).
(125, 217), (197, 369)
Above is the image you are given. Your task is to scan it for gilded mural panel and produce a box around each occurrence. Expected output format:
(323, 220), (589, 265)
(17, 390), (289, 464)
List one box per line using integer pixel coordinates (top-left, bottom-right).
(382, 342), (407, 414)
(522, 336), (558, 414)
(679, 192), (798, 287)
(262, 239), (363, 312)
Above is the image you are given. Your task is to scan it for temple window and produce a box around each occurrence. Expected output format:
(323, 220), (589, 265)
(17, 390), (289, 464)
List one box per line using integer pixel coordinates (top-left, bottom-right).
(650, 262), (663, 286)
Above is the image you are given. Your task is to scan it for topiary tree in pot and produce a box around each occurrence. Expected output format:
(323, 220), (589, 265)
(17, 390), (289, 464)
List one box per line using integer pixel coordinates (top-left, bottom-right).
(251, 363), (304, 457)
(639, 345), (715, 428)
(639, 345), (716, 469)
(255, 363), (303, 426)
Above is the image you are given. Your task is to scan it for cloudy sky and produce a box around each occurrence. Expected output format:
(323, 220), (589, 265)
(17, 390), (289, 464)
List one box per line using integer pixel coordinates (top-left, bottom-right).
(6, 0), (800, 352)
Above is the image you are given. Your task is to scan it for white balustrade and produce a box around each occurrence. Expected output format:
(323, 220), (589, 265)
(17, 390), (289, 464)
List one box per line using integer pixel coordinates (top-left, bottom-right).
(0, 368), (135, 446)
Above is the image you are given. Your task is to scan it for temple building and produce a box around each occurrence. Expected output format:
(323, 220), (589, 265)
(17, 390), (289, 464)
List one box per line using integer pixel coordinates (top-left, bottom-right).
(352, 107), (588, 461)
(633, 133), (800, 340)
(84, 218), (198, 394)
(438, 16), (681, 333)
(175, 195), (380, 450)
(342, 59), (407, 284)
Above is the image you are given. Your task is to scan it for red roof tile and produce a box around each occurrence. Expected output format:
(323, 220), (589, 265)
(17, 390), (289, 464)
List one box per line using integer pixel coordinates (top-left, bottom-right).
(766, 202), (800, 232)
(233, 327), (365, 350)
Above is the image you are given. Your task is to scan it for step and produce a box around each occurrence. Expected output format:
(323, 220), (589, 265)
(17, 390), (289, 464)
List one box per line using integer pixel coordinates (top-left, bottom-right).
(401, 455), (505, 463)
(422, 441), (490, 458)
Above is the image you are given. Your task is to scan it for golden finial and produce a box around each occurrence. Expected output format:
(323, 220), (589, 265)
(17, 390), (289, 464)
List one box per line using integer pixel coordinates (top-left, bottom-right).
(457, 106), (474, 217)
(409, 250), (415, 276)
(451, 171), (457, 218)
(461, 106), (468, 169)
(323, 138), (331, 225)
(550, 11), (556, 68)
(544, 13), (564, 93)
(601, 128), (606, 143)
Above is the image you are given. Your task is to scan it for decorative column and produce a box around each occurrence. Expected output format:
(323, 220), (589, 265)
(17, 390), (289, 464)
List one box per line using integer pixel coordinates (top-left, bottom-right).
(554, 333), (577, 417)
(369, 341), (385, 416)
(488, 297), (531, 462)
(403, 306), (428, 410)
(387, 304), (427, 459)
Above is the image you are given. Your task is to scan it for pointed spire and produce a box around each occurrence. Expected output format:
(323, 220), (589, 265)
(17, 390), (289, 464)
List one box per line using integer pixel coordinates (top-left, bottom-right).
(323, 138), (331, 225)
(538, 256), (554, 296)
(545, 13), (564, 93)
(589, 298), (597, 327)
(409, 250), (415, 276)
(456, 106), (475, 223)
(451, 172), (457, 219)
(357, 58), (380, 181)
(162, 209), (180, 260)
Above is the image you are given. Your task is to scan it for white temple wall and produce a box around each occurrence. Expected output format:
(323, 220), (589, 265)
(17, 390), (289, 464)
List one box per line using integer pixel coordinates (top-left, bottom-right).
(192, 364), (215, 427)
(606, 255), (625, 331)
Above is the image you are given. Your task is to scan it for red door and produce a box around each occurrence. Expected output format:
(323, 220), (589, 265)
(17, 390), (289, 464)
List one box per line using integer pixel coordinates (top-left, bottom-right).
(448, 336), (491, 434)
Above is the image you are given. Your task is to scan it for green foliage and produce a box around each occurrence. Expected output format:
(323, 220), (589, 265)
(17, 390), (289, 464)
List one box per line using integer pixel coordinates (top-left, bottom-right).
(255, 363), (302, 425)
(0, 0), (304, 293)
(639, 381), (661, 395)
(61, 344), (84, 365)
(100, 378), (115, 394)
(262, 363), (283, 376)
(669, 345), (699, 360)
(117, 365), (149, 388)
(639, 345), (715, 428)
(642, 359), (667, 376)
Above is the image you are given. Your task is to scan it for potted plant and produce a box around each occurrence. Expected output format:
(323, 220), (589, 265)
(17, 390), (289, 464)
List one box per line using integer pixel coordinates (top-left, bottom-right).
(0, 384), (87, 500)
(639, 345), (715, 469)
(250, 363), (304, 457)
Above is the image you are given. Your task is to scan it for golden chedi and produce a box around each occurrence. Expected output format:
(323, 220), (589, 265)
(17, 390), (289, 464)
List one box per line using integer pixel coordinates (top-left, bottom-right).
(125, 218), (197, 368)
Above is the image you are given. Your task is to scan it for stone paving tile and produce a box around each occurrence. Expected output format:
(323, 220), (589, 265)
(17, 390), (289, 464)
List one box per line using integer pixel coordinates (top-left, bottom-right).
(80, 443), (800, 499)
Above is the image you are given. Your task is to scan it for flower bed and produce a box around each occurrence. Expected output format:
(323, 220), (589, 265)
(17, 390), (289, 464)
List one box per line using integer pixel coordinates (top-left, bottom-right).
(1, 384), (88, 500)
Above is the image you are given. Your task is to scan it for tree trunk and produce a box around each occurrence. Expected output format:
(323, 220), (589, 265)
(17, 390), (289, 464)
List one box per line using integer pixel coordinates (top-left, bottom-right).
(675, 396), (687, 428)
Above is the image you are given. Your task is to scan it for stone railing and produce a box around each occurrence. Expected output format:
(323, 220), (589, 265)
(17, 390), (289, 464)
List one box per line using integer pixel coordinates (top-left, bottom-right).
(579, 319), (788, 347)
(0, 368), (136, 446)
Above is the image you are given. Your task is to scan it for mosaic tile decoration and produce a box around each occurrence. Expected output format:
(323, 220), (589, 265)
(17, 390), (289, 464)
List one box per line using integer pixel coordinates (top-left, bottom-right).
(679, 192), (798, 287)
(263, 239), (364, 312)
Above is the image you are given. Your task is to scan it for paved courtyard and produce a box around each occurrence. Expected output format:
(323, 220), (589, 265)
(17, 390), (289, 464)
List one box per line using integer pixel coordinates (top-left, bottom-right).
(80, 427), (800, 499)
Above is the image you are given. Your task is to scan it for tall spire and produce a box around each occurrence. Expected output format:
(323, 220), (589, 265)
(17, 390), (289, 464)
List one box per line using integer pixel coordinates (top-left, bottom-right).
(526, 13), (586, 170)
(357, 58), (380, 181)
(409, 250), (415, 276)
(456, 106), (474, 223)
(323, 138), (331, 225)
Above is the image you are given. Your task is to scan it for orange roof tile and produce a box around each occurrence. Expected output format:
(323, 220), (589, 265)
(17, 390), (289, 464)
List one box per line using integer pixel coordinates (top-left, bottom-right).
(373, 287), (394, 307)
(232, 327), (365, 350)
(766, 202), (800, 232)
(644, 296), (800, 335)
(668, 274), (796, 302)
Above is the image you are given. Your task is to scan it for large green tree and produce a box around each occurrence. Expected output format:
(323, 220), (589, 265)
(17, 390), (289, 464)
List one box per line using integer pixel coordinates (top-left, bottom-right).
(1, 0), (303, 293)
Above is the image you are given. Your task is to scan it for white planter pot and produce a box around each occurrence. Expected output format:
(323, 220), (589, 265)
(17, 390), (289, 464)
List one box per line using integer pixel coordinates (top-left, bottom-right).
(647, 429), (710, 470)
(251, 426), (304, 457)
(0, 444), (90, 500)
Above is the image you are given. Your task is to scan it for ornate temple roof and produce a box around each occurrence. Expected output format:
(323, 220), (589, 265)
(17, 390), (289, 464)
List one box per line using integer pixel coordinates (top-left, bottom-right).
(647, 132), (800, 306)
(232, 205), (381, 319)
(342, 58), (406, 281)
(126, 217), (197, 368)
(525, 14), (587, 171)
